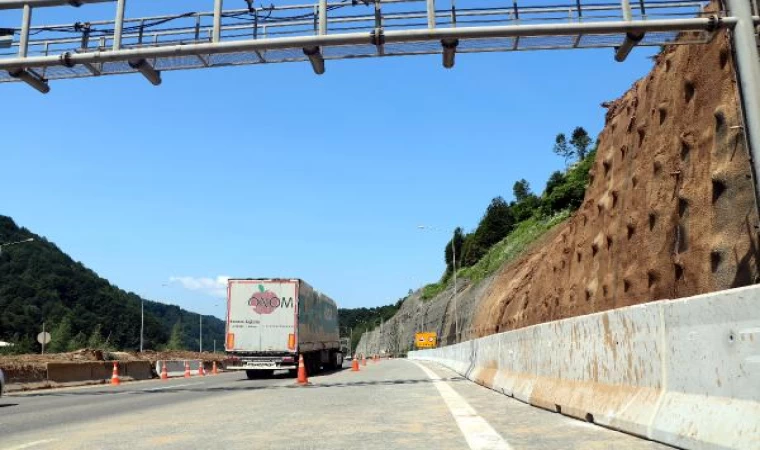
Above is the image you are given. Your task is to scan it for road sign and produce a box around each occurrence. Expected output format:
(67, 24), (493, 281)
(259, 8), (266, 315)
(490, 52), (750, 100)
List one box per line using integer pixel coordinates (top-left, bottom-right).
(37, 332), (51, 345)
(415, 332), (437, 349)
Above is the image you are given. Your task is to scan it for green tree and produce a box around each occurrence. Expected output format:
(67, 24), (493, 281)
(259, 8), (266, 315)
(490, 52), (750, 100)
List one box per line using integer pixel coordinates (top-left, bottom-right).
(544, 171), (567, 197)
(165, 320), (184, 350)
(570, 127), (592, 160)
(553, 133), (572, 163)
(461, 197), (514, 266)
(48, 316), (73, 353)
(68, 331), (87, 351)
(513, 179), (531, 202)
(444, 227), (465, 275)
(87, 324), (104, 349)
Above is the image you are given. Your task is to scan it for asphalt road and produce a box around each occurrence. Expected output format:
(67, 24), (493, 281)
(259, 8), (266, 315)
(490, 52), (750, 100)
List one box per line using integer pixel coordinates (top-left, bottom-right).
(0, 359), (669, 450)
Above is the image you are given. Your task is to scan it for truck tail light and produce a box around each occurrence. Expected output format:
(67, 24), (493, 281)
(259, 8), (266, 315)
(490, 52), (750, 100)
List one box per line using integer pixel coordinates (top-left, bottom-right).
(282, 356), (294, 363)
(227, 333), (235, 349)
(288, 333), (296, 350)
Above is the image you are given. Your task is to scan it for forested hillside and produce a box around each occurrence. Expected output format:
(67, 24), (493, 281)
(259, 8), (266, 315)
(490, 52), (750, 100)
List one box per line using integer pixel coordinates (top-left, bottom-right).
(0, 216), (224, 354)
(338, 299), (406, 351)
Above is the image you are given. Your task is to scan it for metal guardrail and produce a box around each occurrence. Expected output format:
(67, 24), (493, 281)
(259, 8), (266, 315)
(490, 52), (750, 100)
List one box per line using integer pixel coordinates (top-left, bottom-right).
(0, 0), (727, 87)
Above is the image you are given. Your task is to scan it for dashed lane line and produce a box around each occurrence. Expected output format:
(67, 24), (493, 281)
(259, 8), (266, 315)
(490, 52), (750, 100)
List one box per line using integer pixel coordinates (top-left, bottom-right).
(142, 383), (203, 392)
(4, 439), (58, 450)
(410, 360), (513, 450)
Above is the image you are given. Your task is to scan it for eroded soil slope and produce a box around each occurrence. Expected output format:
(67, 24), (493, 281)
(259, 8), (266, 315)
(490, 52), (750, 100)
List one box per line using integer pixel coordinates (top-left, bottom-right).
(473, 32), (759, 335)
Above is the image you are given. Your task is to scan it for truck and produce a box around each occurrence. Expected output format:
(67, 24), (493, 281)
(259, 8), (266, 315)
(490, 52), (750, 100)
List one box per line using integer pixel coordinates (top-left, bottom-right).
(225, 278), (343, 379)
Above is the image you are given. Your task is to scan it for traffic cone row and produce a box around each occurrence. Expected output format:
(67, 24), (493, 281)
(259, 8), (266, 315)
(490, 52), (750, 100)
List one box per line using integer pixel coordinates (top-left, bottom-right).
(297, 354), (309, 385)
(111, 361), (120, 386)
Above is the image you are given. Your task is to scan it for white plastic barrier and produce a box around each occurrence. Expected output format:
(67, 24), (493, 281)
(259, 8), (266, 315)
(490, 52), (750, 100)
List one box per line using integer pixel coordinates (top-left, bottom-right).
(155, 360), (203, 377)
(409, 284), (760, 450)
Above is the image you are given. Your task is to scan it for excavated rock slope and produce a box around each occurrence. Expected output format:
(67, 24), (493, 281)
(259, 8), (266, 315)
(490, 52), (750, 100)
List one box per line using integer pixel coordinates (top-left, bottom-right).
(473, 32), (759, 335)
(357, 31), (759, 355)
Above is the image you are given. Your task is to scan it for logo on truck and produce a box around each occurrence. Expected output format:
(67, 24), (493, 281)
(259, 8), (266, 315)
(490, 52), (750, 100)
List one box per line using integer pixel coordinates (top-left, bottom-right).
(248, 284), (294, 315)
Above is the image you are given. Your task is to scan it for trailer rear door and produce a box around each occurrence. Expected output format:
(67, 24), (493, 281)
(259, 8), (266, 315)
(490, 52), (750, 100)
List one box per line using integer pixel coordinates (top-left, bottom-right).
(226, 279), (298, 353)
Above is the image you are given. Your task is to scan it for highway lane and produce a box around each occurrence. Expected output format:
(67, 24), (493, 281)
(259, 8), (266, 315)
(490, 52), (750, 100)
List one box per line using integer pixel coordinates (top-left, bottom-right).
(0, 360), (669, 450)
(0, 370), (297, 436)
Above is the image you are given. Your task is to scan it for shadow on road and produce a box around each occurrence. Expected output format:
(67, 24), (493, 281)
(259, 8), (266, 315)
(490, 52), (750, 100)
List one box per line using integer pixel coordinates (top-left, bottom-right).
(0, 403), (19, 408)
(13, 375), (466, 398)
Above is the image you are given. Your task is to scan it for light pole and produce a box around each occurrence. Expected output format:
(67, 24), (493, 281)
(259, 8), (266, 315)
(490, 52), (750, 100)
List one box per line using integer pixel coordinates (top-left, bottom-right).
(418, 225), (459, 343)
(140, 298), (144, 352)
(199, 313), (202, 353)
(0, 237), (34, 255)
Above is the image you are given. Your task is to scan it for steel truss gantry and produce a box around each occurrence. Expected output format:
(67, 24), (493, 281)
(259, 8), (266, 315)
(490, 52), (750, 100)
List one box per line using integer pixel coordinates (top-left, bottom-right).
(1, 0), (759, 208)
(0, 0), (748, 88)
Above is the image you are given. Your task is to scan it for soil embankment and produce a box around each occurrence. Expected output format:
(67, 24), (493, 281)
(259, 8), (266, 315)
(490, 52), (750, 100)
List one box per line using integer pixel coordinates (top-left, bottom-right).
(0, 349), (229, 388)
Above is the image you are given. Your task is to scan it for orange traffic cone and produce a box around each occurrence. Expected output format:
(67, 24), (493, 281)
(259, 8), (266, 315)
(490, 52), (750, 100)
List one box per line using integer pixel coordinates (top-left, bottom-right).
(362, 354), (367, 366)
(160, 361), (168, 380)
(184, 361), (191, 378)
(111, 361), (121, 386)
(351, 355), (360, 372)
(198, 362), (205, 377)
(297, 354), (308, 385)
(212, 361), (219, 375)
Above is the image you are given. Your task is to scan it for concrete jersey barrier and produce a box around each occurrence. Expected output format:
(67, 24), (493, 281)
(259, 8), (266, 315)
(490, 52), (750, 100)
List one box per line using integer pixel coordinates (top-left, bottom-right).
(155, 360), (203, 377)
(409, 284), (760, 450)
(47, 361), (153, 383)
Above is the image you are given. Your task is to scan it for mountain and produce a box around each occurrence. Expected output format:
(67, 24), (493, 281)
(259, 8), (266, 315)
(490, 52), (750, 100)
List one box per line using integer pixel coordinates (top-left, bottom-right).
(0, 215), (224, 354)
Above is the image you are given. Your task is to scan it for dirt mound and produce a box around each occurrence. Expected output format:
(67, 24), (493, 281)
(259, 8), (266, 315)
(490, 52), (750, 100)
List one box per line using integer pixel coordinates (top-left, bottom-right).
(472, 30), (759, 334)
(0, 349), (229, 381)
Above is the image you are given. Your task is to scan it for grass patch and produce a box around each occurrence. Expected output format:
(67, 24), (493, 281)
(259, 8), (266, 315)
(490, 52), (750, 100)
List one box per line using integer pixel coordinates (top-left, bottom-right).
(420, 282), (447, 301)
(420, 211), (570, 301)
(458, 211), (569, 283)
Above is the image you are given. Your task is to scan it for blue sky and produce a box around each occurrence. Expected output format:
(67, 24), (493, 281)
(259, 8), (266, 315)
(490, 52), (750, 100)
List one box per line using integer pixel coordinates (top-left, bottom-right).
(1, 1), (658, 318)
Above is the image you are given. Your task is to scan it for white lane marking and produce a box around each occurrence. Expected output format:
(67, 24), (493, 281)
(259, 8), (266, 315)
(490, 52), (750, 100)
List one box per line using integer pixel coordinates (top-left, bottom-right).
(411, 361), (512, 450)
(6, 439), (58, 449)
(142, 383), (201, 392)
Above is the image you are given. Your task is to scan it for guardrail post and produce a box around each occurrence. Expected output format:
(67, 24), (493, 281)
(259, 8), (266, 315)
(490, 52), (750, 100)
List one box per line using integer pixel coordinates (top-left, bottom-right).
(113, 0), (125, 50)
(213, 0), (223, 43)
(19, 4), (31, 57)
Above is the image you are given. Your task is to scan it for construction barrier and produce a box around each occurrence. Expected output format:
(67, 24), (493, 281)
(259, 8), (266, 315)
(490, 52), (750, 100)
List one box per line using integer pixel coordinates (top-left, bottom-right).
(155, 360), (204, 378)
(46, 361), (153, 383)
(409, 284), (760, 450)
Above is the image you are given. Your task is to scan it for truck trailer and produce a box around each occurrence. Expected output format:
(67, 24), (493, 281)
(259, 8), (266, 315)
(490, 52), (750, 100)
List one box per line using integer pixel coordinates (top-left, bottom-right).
(225, 278), (342, 379)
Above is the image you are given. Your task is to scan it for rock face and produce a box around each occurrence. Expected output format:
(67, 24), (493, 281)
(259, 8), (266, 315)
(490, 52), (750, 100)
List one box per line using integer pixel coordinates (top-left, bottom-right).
(356, 31), (760, 356)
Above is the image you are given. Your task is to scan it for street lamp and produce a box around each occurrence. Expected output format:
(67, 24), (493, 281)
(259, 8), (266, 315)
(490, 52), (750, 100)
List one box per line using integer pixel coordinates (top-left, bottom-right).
(140, 298), (144, 352)
(417, 225), (459, 343)
(0, 237), (34, 255)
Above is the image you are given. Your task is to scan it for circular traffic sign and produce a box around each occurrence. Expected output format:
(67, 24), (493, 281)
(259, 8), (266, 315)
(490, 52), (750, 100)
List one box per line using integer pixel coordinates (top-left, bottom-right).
(37, 332), (51, 345)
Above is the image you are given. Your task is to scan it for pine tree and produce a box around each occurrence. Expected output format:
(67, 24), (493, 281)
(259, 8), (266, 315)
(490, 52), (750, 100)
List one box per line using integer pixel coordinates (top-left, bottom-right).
(166, 320), (184, 350)
(553, 133), (573, 164)
(570, 127), (592, 160)
(68, 331), (87, 351)
(513, 179), (531, 202)
(87, 324), (104, 349)
(48, 316), (74, 353)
